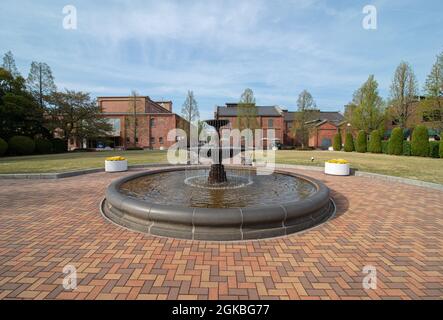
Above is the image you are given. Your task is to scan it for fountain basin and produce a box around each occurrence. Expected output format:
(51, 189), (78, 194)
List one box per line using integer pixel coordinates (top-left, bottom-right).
(101, 166), (335, 241)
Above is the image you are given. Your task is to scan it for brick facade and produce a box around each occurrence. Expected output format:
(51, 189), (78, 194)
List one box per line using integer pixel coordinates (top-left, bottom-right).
(69, 96), (187, 150)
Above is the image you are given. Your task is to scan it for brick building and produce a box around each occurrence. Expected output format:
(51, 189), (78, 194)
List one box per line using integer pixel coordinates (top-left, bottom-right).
(68, 96), (188, 150)
(215, 103), (344, 149)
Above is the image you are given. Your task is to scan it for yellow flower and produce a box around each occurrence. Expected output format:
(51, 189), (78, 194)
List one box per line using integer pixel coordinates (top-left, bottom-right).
(326, 159), (349, 164)
(106, 156), (126, 161)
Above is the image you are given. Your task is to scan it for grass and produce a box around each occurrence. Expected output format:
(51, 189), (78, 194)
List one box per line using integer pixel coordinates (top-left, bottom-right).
(275, 150), (443, 184)
(0, 150), (167, 173)
(0, 149), (441, 184)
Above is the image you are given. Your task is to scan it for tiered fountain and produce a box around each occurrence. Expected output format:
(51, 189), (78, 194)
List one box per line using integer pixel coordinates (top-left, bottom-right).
(101, 119), (335, 241)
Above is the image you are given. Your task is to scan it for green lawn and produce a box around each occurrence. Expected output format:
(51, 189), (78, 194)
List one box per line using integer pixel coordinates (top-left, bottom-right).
(0, 149), (442, 184)
(0, 150), (168, 173)
(275, 150), (443, 184)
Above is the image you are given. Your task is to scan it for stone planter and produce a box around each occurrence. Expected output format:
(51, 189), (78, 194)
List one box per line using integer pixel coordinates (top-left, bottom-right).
(105, 160), (128, 172)
(324, 162), (350, 176)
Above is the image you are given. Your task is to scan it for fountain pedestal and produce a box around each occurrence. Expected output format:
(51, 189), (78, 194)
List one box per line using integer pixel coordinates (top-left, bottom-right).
(204, 119), (230, 184)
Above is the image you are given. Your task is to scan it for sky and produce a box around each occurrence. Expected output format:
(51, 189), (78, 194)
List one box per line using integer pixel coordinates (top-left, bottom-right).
(1, 0), (442, 119)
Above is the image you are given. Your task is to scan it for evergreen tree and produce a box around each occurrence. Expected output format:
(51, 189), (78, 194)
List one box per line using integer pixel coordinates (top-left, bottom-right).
(26, 61), (57, 108)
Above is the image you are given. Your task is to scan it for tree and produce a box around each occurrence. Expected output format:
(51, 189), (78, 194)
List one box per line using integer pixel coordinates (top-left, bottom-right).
(420, 51), (443, 131)
(344, 132), (354, 152)
(355, 130), (367, 153)
(389, 61), (419, 128)
(332, 133), (342, 151)
(2, 51), (20, 77)
(240, 88), (256, 104)
(0, 67), (47, 140)
(350, 75), (385, 133)
(181, 90), (200, 124)
(125, 90), (143, 147)
(26, 61), (56, 108)
(47, 89), (111, 144)
(411, 125), (429, 157)
(388, 127), (403, 155)
(293, 90), (317, 148)
(237, 89), (259, 131)
(368, 130), (382, 153)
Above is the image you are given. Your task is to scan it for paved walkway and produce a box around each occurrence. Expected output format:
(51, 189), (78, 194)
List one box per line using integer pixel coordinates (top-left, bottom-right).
(0, 168), (442, 300)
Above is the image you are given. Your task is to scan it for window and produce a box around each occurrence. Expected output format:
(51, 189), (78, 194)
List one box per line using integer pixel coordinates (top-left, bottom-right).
(268, 119), (274, 127)
(106, 118), (121, 135)
(159, 137), (164, 144)
(150, 118), (155, 127)
(423, 110), (441, 122)
(150, 137), (155, 145)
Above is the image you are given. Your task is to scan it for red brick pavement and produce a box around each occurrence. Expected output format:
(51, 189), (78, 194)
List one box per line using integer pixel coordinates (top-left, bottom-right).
(0, 168), (442, 300)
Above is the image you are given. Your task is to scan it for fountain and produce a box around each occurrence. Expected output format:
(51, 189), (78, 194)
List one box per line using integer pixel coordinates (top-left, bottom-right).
(101, 119), (335, 241)
(205, 119), (229, 184)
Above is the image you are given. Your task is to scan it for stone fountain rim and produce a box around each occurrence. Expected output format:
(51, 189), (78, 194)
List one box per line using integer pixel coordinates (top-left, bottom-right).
(102, 165), (333, 241)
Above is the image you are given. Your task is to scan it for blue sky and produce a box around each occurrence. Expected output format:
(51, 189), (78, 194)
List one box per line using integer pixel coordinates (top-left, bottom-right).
(1, 0), (442, 119)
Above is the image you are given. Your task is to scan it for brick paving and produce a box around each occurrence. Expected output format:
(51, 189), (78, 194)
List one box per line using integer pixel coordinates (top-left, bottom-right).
(0, 167), (442, 300)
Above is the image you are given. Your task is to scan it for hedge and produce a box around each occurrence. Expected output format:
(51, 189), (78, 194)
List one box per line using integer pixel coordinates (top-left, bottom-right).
(51, 138), (67, 153)
(440, 140), (443, 158)
(355, 130), (367, 153)
(411, 125), (429, 157)
(368, 130), (382, 153)
(388, 127), (403, 155)
(429, 141), (440, 158)
(35, 138), (53, 154)
(344, 133), (354, 152)
(8, 136), (35, 155)
(402, 141), (411, 156)
(0, 137), (8, 156)
(381, 140), (389, 154)
(332, 134), (342, 151)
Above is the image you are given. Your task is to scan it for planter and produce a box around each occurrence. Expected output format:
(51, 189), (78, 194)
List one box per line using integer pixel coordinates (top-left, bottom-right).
(105, 160), (128, 172)
(324, 162), (350, 176)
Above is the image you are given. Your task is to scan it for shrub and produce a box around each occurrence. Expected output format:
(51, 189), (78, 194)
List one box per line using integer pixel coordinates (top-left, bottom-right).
(0, 137), (7, 156)
(402, 141), (411, 156)
(381, 140), (389, 154)
(35, 138), (53, 154)
(429, 141), (440, 158)
(355, 130), (367, 153)
(51, 138), (67, 153)
(440, 139), (443, 158)
(344, 133), (354, 152)
(388, 128), (403, 155)
(368, 130), (382, 153)
(8, 136), (35, 155)
(332, 133), (342, 151)
(411, 125), (429, 157)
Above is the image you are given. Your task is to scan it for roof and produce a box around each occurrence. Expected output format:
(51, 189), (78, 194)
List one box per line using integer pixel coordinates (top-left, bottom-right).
(216, 105), (283, 117)
(284, 111), (344, 123)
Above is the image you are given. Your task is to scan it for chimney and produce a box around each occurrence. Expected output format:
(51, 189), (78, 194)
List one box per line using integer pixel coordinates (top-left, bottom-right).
(158, 101), (172, 112)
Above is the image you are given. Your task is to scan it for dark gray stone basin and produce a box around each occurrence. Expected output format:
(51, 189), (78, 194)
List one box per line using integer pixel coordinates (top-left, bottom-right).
(101, 166), (335, 241)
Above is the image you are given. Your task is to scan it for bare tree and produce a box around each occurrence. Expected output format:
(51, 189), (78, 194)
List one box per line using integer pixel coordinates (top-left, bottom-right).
(26, 61), (57, 108)
(2, 51), (20, 77)
(293, 90), (317, 148)
(240, 88), (256, 104)
(125, 90), (142, 147)
(389, 61), (418, 128)
(181, 90), (200, 124)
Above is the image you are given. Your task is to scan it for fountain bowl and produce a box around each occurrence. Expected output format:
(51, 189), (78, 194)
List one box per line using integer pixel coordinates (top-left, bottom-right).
(101, 166), (335, 241)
